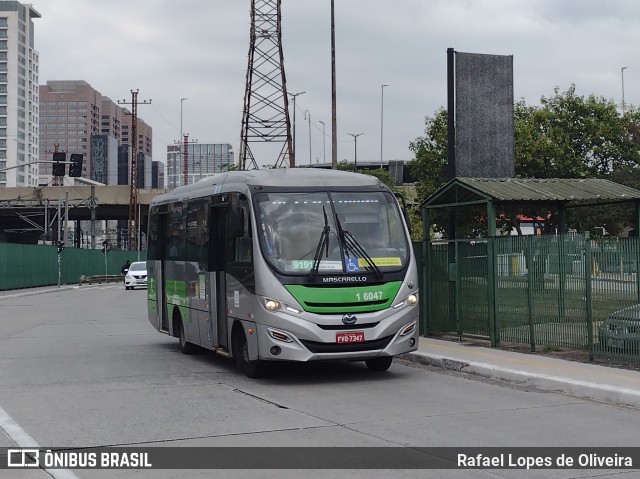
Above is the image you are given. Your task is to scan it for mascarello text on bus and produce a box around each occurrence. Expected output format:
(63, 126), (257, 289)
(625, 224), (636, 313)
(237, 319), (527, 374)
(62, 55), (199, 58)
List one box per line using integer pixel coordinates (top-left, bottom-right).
(146, 168), (419, 378)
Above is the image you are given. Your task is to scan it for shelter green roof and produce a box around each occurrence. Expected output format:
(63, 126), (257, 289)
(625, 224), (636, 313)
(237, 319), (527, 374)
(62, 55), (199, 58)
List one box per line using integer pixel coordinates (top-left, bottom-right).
(421, 177), (640, 209)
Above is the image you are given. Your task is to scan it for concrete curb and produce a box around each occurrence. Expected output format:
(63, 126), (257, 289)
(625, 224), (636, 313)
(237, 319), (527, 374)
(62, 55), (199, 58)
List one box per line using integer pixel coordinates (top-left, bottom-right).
(0, 283), (113, 300)
(404, 352), (640, 410)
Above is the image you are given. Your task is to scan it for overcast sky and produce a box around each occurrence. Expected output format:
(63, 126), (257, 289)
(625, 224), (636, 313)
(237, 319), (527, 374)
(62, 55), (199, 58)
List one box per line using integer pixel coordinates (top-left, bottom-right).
(34, 0), (640, 169)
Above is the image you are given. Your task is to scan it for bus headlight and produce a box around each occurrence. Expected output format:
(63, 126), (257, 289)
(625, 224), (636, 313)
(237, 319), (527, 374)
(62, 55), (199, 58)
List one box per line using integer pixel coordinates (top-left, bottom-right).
(265, 299), (280, 311)
(262, 297), (302, 315)
(393, 291), (419, 309)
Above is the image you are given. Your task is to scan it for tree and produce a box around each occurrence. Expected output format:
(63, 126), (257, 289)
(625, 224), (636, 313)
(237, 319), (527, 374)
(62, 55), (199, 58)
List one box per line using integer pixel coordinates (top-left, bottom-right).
(515, 86), (639, 179)
(408, 86), (640, 238)
(408, 108), (448, 202)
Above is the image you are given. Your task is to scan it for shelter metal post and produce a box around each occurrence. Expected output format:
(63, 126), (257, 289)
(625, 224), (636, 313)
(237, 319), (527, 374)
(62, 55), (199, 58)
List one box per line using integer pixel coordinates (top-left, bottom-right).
(584, 232), (594, 361)
(558, 206), (567, 234)
(421, 207), (431, 335)
(486, 201), (498, 346)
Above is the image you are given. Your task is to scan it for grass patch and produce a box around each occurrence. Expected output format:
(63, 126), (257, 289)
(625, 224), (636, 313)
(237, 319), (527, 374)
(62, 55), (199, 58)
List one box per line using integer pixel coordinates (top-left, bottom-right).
(541, 345), (563, 353)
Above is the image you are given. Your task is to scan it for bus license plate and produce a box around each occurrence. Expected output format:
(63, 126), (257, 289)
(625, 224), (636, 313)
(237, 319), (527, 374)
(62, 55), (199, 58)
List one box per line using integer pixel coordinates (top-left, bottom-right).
(336, 331), (364, 343)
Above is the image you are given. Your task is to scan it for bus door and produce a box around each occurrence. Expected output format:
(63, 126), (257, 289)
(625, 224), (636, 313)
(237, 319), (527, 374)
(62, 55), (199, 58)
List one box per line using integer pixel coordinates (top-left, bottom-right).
(208, 194), (229, 351)
(155, 210), (170, 332)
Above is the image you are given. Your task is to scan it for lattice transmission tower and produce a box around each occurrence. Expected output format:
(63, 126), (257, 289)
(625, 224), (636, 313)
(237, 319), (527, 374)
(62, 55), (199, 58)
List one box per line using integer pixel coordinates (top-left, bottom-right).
(239, 0), (293, 170)
(118, 89), (150, 251)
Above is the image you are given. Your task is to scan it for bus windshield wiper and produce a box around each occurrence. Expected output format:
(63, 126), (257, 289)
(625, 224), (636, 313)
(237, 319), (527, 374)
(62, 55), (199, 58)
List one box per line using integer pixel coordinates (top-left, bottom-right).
(309, 207), (330, 280)
(335, 215), (383, 279)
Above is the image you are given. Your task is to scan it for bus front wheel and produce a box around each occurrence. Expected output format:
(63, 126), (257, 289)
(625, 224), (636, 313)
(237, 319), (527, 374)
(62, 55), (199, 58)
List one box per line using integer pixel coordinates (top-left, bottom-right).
(177, 318), (196, 355)
(365, 356), (393, 372)
(233, 327), (263, 379)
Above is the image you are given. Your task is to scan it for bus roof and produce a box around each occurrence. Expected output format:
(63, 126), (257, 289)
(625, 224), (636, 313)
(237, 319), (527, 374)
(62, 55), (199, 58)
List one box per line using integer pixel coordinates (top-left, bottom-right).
(152, 169), (385, 205)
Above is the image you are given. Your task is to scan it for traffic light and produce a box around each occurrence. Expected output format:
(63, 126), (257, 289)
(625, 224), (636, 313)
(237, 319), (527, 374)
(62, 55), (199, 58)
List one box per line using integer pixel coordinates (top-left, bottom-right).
(69, 154), (83, 177)
(56, 241), (65, 254)
(52, 152), (66, 177)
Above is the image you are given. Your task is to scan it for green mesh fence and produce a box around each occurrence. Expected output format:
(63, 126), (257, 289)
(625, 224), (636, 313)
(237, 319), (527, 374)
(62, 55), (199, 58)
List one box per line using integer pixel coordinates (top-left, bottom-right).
(423, 234), (640, 364)
(0, 243), (146, 290)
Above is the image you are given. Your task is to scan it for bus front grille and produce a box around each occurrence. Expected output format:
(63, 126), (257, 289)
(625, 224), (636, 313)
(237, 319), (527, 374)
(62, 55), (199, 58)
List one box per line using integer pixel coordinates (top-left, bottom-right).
(299, 335), (394, 354)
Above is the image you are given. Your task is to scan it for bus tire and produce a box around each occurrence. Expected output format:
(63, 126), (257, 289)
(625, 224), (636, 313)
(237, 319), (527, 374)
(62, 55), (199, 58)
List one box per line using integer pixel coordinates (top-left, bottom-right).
(177, 317), (196, 355)
(233, 327), (263, 379)
(365, 356), (393, 372)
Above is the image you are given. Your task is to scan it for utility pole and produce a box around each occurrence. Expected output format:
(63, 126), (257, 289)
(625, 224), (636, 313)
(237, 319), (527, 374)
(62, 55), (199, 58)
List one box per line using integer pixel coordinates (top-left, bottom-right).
(319, 120), (326, 164)
(347, 132), (364, 172)
(331, 0), (337, 169)
(177, 135), (199, 185)
(289, 91), (305, 166)
(118, 90), (151, 251)
(621, 67), (628, 116)
(304, 110), (312, 166)
(380, 84), (388, 169)
(54, 144), (62, 245)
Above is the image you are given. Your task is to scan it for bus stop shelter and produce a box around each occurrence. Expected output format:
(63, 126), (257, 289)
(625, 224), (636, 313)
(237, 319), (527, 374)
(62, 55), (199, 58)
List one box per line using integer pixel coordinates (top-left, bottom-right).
(419, 177), (640, 347)
(420, 177), (640, 238)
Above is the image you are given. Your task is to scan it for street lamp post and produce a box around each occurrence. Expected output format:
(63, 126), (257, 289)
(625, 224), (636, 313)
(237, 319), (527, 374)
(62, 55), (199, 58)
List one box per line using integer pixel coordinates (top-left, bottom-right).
(318, 120), (326, 164)
(289, 91), (305, 166)
(380, 84), (388, 169)
(347, 132), (364, 172)
(304, 110), (312, 166)
(622, 67), (628, 116)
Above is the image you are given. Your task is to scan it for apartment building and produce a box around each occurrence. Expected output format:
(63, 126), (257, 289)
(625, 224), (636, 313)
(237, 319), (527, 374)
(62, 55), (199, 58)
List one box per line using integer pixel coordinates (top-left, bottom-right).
(0, 2), (40, 187)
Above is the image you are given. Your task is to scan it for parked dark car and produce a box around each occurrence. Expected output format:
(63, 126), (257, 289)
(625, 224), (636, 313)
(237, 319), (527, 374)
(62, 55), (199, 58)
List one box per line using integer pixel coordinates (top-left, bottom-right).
(599, 304), (640, 351)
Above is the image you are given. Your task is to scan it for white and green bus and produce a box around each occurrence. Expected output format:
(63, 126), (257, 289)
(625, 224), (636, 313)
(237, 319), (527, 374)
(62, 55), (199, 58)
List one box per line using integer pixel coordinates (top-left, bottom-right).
(146, 168), (419, 377)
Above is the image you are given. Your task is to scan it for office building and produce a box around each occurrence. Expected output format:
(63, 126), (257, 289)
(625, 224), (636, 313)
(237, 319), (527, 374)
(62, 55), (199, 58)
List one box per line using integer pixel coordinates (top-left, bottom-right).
(38, 80), (152, 185)
(166, 142), (234, 189)
(0, 2), (40, 187)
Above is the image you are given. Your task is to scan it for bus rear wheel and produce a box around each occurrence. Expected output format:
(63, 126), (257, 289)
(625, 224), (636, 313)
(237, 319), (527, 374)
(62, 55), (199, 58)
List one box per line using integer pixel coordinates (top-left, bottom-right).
(365, 356), (393, 372)
(233, 328), (263, 379)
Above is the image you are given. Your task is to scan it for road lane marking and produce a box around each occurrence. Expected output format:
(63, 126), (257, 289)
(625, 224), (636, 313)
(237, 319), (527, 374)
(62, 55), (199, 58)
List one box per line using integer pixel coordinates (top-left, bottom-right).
(0, 403), (80, 479)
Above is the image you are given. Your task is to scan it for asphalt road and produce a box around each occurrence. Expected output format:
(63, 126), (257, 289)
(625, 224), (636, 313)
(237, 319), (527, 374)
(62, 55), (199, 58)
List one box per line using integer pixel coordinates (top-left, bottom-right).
(0, 284), (639, 479)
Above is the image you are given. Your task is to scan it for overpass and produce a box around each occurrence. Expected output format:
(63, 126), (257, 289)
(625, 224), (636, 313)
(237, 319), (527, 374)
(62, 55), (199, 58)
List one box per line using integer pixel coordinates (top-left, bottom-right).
(0, 185), (167, 244)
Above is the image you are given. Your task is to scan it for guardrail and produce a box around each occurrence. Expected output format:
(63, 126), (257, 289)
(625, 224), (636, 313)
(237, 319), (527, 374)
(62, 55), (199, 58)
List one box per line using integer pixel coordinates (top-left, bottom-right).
(78, 274), (124, 285)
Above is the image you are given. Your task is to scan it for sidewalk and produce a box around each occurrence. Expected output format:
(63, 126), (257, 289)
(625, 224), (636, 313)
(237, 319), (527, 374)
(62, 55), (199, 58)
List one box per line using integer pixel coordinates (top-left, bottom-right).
(406, 337), (640, 409)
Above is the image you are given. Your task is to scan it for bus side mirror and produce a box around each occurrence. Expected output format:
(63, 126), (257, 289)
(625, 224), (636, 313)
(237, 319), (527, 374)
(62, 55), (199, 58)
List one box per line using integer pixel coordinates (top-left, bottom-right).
(228, 208), (245, 238)
(235, 236), (253, 263)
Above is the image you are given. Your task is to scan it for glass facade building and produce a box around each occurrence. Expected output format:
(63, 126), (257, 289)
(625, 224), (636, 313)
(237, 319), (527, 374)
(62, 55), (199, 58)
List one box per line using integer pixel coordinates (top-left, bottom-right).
(166, 142), (234, 189)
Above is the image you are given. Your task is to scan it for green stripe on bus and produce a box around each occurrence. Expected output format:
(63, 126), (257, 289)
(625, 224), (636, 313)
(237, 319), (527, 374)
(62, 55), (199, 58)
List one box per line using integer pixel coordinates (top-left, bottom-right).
(284, 282), (402, 313)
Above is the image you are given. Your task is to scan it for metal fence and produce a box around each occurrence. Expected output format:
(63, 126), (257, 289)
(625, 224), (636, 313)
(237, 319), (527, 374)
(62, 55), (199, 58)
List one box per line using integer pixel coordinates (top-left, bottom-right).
(422, 234), (640, 364)
(0, 243), (146, 290)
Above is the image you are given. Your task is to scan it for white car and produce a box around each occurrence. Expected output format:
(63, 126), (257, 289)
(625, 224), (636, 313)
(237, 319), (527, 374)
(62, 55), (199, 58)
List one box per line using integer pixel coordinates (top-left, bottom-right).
(124, 261), (148, 290)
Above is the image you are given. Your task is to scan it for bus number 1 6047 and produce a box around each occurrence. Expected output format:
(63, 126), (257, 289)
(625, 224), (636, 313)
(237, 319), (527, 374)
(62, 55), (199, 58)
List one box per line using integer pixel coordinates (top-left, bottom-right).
(355, 291), (382, 301)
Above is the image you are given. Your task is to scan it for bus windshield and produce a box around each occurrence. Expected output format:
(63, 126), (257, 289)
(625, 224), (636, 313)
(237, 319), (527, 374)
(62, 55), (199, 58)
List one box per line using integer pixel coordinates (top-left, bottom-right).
(254, 191), (409, 275)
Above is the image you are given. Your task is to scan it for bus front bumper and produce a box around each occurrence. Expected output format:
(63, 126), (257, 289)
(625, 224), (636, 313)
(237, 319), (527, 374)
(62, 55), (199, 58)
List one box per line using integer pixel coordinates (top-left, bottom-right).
(254, 314), (419, 363)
